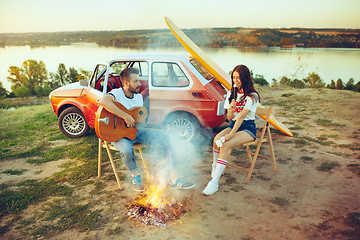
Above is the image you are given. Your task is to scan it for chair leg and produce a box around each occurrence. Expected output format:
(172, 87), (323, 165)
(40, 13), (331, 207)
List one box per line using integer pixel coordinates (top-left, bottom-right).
(267, 127), (277, 172)
(137, 145), (149, 186)
(104, 141), (122, 190)
(98, 138), (102, 178)
(246, 146), (252, 163)
(245, 143), (262, 184)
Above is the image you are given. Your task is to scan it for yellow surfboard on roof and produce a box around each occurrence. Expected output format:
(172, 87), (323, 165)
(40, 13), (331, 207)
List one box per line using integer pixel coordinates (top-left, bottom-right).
(165, 16), (293, 137)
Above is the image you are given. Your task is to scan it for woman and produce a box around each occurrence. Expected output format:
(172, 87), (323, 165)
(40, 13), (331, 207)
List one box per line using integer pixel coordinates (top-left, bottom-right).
(202, 65), (260, 195)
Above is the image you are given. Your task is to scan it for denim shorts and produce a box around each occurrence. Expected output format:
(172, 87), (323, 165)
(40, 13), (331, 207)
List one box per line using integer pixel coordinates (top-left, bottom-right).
(228, 120), (256, 140)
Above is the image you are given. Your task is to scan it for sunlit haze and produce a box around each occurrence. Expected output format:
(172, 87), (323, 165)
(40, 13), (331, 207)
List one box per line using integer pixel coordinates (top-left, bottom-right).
(1, 0), (359, 33)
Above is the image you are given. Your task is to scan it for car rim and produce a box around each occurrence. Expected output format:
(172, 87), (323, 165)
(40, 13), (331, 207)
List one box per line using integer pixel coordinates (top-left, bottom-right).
(169, 117), (194, 142)
(62, 112), (86, 136)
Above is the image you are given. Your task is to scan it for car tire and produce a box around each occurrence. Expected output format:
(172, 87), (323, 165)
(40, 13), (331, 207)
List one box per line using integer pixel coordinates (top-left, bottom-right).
(58, 107), (90, 138)
(164, 112), (201, 143)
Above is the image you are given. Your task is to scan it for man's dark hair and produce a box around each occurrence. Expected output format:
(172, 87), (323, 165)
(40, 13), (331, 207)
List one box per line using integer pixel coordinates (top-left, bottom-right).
(120, 68), (139, 83)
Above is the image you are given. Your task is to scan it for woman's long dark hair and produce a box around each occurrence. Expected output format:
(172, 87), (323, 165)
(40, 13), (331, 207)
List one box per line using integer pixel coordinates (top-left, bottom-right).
(228, 65), (260, 103)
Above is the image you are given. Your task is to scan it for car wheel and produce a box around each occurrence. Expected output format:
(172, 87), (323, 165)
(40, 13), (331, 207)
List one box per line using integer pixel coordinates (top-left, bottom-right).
(164, 112), (201, 143)
(58, 107), (90, 138)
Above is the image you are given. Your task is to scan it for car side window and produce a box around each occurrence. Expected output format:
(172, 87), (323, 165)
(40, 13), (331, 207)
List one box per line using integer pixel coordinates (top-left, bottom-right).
(152, 62), (189, 87)
(133, 61), (149, 78)
(111, 61), (149, 79)
(90, 64), (106, 89)
(190, 59), (213, 81)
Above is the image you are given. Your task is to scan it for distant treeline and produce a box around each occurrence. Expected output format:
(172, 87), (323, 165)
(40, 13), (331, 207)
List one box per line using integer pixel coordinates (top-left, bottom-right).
(1, 27), (359, 48)
(1, 59), (359, 103)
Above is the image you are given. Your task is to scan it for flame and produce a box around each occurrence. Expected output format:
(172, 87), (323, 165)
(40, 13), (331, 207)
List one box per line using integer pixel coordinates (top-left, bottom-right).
(126, 184), (184, 227)
(137, 185), (169, 208)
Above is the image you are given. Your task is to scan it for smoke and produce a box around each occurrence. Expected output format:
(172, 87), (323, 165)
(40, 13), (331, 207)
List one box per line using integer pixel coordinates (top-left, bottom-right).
(134, 124), (213, 195)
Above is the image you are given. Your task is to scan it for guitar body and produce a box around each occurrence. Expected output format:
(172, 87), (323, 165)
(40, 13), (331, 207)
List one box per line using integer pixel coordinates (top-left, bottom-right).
(95, 102), (148, 142)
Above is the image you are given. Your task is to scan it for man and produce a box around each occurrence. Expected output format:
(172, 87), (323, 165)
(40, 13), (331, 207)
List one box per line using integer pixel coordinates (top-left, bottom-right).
(100, 68), (195, 192)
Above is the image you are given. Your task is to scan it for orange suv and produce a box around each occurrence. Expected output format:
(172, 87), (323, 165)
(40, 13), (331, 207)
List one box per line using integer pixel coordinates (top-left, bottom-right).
(50, 53), (227, 142)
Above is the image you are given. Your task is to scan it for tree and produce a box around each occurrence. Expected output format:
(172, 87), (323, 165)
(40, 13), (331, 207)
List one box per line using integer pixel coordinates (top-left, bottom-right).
(68, 67), (79, 83)
(280, 37), (294, 46)
(34, 85), (44, 97)
(50, 64), (84, 86)
(328, 80), (336, 89)
(42, 83), (53, 96)
(280, 76), (291, 86)
(356, 81), (360, 92)
(0, 82), (8, 99)
(271, 78), (278, 87)
(13, 86), (32, 98)
(50, 63), (68, 87)
(253, 74), (269, 86)
(7, 60), (48, 92)
(336, 78), (343, 90)
(290, 79), (306, 88)
(7, 66), (27, 90)
(303, 72), (325, 88)
(22, 60), (48, 91)
(57, 63), (68, 85)
(345, 78), (355, 91)
(77, 68), (92, 80)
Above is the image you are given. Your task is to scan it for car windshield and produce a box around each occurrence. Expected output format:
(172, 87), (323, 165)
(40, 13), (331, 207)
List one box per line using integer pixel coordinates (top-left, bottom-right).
(190, 59), (214, 81)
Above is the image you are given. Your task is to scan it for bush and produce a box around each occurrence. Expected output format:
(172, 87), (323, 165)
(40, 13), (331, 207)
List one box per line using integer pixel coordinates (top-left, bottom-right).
(253, 74), (269, 86)
(0, 82), (8, 98)
(290, 79), (306, 88)
(34, 85), (44, 97)
(13, 86), (32, 98)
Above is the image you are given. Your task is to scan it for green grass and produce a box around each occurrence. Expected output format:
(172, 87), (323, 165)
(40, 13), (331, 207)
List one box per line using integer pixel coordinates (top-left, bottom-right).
(336, 143), (360, 151)
(301, 156), (314, 162)
(45, 202), (102, 231)
(25, 145), (71, 164)
(256, 175), (271, 181)
(2, 169), (27, 175)
(295, 136), (334, 146)
(224, 175), (237, 185)
(347, 164), (360, 177)
(231, 148), (246, 156)
(270, 197), (289, 206)
(0, 179), (73, 217)
(0, 104), (59, 160)
(289, 125), (304, 130)
(281, 93), (295, 97)
(316, 161), (340, 172)
(0, 103), (112, 237)
(106, 226), (124, 235)
(315, 118), (342, 127)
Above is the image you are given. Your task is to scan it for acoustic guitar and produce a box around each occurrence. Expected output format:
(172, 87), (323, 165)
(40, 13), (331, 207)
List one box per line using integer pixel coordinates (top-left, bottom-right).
(95, 102), (148, 142)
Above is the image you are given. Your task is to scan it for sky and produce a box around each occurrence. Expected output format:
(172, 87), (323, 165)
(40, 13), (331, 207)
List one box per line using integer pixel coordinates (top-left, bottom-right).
(0, 0), (359, 33)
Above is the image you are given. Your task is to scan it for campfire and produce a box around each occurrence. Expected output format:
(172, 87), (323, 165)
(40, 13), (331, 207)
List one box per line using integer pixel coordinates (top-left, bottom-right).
(125, 185), (185, 227)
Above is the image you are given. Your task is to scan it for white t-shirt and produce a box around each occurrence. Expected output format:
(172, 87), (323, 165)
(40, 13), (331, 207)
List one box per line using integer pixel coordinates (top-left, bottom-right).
(108, 88), (143, 109)
(224, 90), (259, 121)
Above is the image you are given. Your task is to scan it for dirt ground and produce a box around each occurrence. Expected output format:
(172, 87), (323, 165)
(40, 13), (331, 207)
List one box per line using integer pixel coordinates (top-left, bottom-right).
(1, 87), (359, 239)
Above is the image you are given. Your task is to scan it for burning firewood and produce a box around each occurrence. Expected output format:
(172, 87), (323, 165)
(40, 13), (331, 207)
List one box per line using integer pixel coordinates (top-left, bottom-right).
(124, 185), (185, 227)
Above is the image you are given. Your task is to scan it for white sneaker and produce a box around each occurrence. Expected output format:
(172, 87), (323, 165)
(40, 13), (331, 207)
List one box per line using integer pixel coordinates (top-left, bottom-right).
(202, 180), (218, 195)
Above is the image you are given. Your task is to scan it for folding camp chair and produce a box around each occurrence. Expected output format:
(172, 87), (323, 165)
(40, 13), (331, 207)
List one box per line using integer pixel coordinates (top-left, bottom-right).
(228, 106), (276, 183)
(97, 138), (148, 190)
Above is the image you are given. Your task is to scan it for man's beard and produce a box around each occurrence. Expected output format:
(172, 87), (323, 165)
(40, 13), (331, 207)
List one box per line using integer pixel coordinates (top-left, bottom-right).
(129, 85), (141, 94)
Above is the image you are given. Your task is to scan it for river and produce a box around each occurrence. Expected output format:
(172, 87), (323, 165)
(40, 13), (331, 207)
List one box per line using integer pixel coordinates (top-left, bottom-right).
(1, 43), (359, 91)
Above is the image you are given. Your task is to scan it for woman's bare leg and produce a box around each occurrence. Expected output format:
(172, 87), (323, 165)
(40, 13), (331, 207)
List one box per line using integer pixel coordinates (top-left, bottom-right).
(211, 128), (231, 177)
(203, 131), (253, 195)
